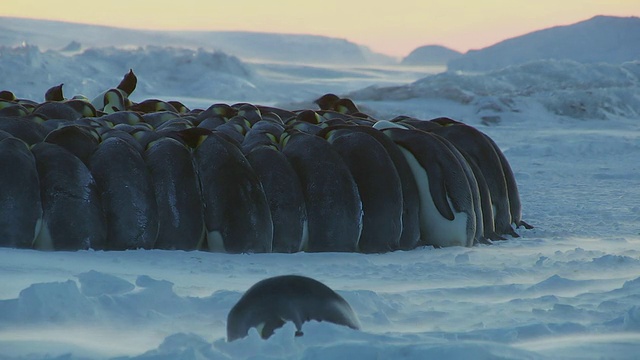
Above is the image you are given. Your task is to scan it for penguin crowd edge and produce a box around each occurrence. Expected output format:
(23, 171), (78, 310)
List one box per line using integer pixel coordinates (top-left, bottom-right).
(0, 73), (532, 253)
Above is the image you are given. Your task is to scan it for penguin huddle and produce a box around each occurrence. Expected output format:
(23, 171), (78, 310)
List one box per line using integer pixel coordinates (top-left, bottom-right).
(0, 70), (531, 252)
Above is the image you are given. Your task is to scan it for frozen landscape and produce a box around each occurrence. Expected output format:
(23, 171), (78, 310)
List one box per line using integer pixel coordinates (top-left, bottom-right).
(1, 16), (640, 360)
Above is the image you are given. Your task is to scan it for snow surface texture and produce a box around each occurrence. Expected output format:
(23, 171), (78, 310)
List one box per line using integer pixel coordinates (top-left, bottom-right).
(1, 47), (640, 359)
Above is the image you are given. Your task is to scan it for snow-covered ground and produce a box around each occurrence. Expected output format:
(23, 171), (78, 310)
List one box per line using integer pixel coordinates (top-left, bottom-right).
(1, 46), (640, 359)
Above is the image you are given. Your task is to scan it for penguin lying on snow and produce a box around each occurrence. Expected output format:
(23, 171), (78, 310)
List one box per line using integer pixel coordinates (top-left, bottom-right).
(227, 275), (360, 341)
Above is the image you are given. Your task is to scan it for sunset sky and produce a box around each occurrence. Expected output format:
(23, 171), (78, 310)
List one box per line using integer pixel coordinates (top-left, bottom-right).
(3, 0), (639, 56)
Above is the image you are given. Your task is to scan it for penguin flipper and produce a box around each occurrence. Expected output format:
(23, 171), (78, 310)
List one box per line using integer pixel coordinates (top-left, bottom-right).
(429, 166), (455, 221)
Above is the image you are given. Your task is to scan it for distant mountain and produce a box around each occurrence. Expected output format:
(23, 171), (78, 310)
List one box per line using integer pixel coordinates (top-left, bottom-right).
(401, 45), (461, 66)
(0, 17), (395, 65)
(448, 16), (640, 72)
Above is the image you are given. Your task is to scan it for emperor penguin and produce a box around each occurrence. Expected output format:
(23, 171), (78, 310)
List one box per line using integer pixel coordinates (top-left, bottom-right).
(43, 123), (100, 165)
(281, 131), (362, 252)
(0, 137), (42, 248)
(144, 137), (205, 250)
(227, 275), (360, 341)
(91, 69), (137, 113)
(430, 122), (519, 236)
(89, 137), (159, 250)
(320, 127), (403, 253)
(381, 127), (477, 247)
(337, 124), (422, 250)
(31, 142), (107, 250)
(193, 132), (273, 253)
(245, 144), (308, 253)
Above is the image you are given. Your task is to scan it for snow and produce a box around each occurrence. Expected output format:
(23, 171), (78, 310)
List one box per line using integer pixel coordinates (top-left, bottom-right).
(1, 36), (640, 360)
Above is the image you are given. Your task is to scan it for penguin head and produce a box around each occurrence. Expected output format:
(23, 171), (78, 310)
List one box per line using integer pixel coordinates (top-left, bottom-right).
(102, 89), (126, 114)
(45, 83), (64, 102)
(117, 69), (137, 96)
(314, 93), (340, 110)
(0, 90), (17, 101)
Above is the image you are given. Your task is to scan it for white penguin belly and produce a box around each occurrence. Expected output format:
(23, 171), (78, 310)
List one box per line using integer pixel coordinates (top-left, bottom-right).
(400, 147), (469, 247)
(207, 230), (226, 252)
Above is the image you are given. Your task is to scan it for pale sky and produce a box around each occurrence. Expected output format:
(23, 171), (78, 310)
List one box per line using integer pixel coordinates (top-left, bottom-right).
(2, 0), (639, 56)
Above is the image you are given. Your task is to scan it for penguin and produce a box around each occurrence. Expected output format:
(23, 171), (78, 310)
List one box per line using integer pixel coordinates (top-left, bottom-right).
(256, 105), (294, 123)
(129, 99), (178, 114)
(314, 93), (340, 110)
(44, 125), (100, 166)
(141, 111), (181, 129)
(0, 116), (48, 145)
(0, 103), (29, 117)
(100, 111), (143, 126)
(235, 103), (263, 125)
(144, 137), (205, 250)
(227, 275), (360, 341)
(193, 132), (273, 253)
(44, 83), (64, 102)
(323, 124), (421, 250)
(63, 98), (98, 118)
(430, 133), (485, 245)
(321, 127), (403, 253)
(332, 98), (360, 115)
(0, 90), (16, 101)
(241, 121), (285, 154)
(245, 145), (308, 253)
(0, 129), (13, 141)
(33, 101), (82, 121)
(481, 132), (533, 230)
(429, 122), (518, 237)
(213, 116), (251, 147)
(381, 128), (477, 247)
(90, 70), (136, 113)
(116, 69), (137, 97)
(97, 88), (127, 114)
(194, 103), (236, 125)
(396, 117), (443, 132)
(197, 115), (227, 131)
(89, 137), (159, 250)
(167, 100), (190, 114)
(99, 129), (145, 154)
(31, 142), (107, 251)
(287, 120), (323, 135)
(0, 137), (42, 248)
(282, 131), (362, 252)
(293, 110), (323, 125)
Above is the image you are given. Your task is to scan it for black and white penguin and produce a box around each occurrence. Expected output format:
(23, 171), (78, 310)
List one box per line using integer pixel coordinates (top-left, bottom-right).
(227, 275), (360, 341)
(430, 120), (520, 236)
(321, 127), (403, 253)
(193, 133), (273, 253)
(381, 127), (477, 247)
(282, 131), (362, 252)
(324, 124), (421, 250)
(0, 137), (42, 248)
(144, 137), (205, 250)
(245, 144), (308, 253)
(31, 142), (107, 251)
(89, 137), (159, 250)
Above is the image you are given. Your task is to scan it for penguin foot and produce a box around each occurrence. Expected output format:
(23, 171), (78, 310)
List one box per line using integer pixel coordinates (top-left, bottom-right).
(518, 220), (534, 229)
(488, 232), (507, 241)
(506, 226), (520, 238)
